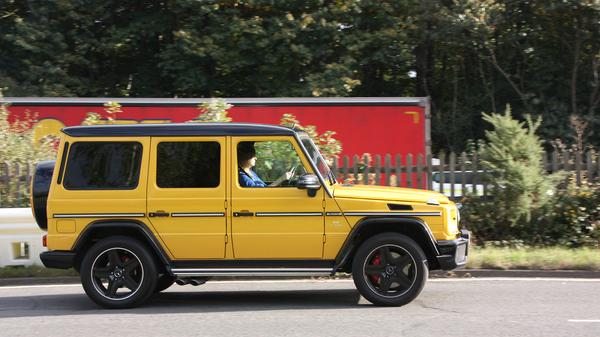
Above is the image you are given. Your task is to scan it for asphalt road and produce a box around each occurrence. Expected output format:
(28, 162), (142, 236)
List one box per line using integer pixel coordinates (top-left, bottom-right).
(1, 278), (599, 337)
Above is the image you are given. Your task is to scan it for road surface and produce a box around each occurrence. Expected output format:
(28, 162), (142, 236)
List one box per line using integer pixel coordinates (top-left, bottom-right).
(1, 278), (599, 337)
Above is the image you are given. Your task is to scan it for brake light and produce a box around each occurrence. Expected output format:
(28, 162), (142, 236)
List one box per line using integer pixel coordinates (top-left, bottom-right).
(42, 235), (47, 247)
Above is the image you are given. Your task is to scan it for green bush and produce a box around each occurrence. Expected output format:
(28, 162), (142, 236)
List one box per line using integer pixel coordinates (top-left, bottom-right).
(462, 106), (559, 242)
(461, 106), (599, 247)
(531, 179), (600, 247)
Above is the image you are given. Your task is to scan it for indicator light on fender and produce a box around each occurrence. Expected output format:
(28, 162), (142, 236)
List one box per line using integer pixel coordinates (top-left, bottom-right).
(42, 235), (47, 247)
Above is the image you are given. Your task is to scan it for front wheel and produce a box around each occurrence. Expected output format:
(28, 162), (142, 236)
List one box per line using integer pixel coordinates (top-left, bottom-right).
(80, 236), (158, 309)
(352, 233), (428, 306)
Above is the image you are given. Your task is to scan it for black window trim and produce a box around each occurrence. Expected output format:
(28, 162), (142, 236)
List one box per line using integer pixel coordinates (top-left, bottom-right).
(155, 140), (222, 189)
(63, 141), (143, 191)
(56, 141), (69, 184)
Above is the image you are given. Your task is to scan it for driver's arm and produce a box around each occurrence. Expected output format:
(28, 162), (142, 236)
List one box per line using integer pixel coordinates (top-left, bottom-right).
(269, 169), (294, 187)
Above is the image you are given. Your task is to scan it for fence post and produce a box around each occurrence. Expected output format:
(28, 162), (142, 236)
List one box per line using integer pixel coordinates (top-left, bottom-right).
(385, 154), (392, 186)
(362, 154), (369, 185)
(0, 162), (8, 207)
(416, 154), (423, 189)
(460, 152), (467, 197)
(406, 154), (413, 188)
(449, 152), (456, 199)
(343, 156), (349, 183)
(375, 155), (381, 186)
(395, 154), (402, 187)
(14, 163), (21, 205)
(353, 155), (359, 184)
(426, 154), (432, 190)
(472, 152), (479, 195)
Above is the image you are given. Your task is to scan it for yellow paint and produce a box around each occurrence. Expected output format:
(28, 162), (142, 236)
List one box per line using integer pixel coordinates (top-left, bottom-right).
(146, 136), (227, 259)
(404, 111), (420, 124)
(56, 220), (75, 233)
(230, 136), (324, 258)
(33, 118), (65, 143)
(43, 130), (461, 262)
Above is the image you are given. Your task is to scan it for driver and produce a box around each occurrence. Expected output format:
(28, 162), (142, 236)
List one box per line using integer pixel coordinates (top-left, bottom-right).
(238, 142), (294, 187)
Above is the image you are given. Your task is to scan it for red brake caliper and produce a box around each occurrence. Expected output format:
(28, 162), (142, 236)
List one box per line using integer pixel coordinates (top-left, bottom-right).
(369, 254), (381, 284)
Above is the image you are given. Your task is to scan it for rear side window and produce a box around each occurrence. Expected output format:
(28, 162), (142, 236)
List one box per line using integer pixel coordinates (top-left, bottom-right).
(63, 142), (142, 190)
(156, 142), (220, 188)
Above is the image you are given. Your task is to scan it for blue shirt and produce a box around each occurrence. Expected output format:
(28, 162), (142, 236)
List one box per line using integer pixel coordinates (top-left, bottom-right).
(239, 168), (267, 187)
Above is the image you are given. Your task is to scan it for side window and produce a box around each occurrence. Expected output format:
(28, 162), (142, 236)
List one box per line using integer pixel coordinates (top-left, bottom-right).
(157, 142), (220, 188)
(63, 142), (142, 190)
(237, 140), (305, 187)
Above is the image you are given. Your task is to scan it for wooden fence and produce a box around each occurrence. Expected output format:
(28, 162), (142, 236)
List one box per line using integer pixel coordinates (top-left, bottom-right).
(1, 151), (599, 207)
(330, 151), (600, 199)
(0, 162), (34, 208)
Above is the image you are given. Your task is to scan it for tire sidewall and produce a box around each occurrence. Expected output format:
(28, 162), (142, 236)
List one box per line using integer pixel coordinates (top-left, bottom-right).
(80, 236), (158, 309)
(352, 233), (428, 306)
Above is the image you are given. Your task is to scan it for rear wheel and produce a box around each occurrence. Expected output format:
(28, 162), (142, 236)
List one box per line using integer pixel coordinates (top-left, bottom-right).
(352, 233), (428, 306)
(80, 236), (158, 309)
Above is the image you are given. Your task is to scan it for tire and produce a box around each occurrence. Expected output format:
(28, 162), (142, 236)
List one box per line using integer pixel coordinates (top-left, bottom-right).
(352, 233), (428, 306)
(155, 274), (176, 293)
(80, 236), (158, 309)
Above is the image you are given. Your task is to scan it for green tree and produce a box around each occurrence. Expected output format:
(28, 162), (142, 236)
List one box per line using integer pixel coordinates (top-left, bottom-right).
(463, 105), (559, 241)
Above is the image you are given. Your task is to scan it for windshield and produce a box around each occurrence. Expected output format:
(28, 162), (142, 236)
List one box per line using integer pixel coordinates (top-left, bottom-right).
(300, 136), (336, 185)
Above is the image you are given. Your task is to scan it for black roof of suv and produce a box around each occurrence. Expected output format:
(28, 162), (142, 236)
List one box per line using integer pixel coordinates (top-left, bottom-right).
(62, 123), (297, 137)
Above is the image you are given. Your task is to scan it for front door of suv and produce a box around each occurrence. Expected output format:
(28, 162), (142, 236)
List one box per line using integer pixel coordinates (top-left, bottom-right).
(230, 136), (325, 259)
(147, 137), (227, 259)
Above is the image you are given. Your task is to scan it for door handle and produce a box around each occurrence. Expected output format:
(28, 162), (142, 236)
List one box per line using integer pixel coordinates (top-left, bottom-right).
(233, 211), (254, 217)
(149, 211), (170, 217)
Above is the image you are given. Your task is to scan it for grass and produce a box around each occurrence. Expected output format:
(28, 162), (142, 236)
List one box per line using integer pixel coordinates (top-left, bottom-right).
(0, 265), (78, 278)
(467, 246), (600, 271)
(0, 247), (599, 279)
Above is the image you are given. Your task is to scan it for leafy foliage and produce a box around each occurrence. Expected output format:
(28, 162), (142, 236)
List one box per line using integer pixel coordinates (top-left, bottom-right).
(279, 113), (342, 163)
(461, 106), (599, 246)
(3, 1), (600, 150)
(0, 90), (56, 206)
(190, 99), (232, 122)
(462, 106), (557, 241)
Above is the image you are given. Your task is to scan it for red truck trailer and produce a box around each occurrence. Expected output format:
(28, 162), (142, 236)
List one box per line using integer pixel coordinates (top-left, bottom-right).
(6, 97), (431, 161)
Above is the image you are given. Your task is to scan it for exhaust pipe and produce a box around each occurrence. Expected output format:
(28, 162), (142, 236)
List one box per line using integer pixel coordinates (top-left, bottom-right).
(175, 278), (208, 286)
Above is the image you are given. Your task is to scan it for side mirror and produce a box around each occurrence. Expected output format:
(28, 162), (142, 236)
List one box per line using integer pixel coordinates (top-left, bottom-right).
(297, 174), (321, 197)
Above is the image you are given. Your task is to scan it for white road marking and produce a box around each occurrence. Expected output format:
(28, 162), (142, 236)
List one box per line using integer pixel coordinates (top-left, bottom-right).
(429, 277), (600, 282)
(568, 320), (600, 323)
(2, 277), (600, 290)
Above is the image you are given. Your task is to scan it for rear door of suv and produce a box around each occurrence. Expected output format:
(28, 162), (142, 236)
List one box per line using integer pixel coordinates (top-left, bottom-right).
(146, 136), (227, 259)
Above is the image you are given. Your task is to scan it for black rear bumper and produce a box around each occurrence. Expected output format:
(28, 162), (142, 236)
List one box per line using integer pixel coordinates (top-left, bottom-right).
(435, 229), (470, 270)
(40, 251), (76, 269)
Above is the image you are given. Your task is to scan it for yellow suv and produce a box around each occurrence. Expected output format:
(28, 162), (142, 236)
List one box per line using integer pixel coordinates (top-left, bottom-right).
(31, 123), (469, 308)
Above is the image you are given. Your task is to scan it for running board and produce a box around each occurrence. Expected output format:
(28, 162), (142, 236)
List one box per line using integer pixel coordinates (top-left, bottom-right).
(171, 268), (334, 277)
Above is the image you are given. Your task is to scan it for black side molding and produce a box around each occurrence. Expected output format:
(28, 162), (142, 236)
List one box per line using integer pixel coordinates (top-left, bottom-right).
(40, 251), (76, 269)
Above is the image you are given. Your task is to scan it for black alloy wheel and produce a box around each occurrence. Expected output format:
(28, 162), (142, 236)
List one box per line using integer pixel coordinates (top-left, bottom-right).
(352, 233), (428, 306)
(90, 247), (143, 299)
(80, 236), (158, 309)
